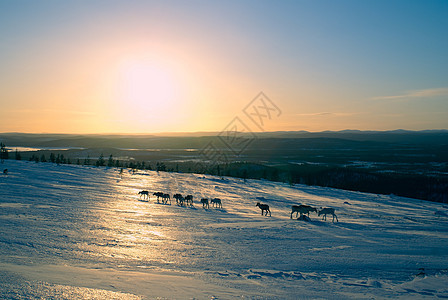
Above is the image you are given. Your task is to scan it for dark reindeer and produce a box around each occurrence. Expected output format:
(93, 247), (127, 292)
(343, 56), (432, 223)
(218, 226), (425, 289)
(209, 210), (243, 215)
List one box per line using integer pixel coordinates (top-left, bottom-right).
(173, 194), (184, 206)
(290, 205), (317, 219)
(153, 192), (164, 203)
(201, 198), (209, 209)
(256, 202), (271, 216)
(161, 193), (171, 205)
(138, 190), (150, 200)
(211, 198), (222, 208)
(185, 195), (194, 206)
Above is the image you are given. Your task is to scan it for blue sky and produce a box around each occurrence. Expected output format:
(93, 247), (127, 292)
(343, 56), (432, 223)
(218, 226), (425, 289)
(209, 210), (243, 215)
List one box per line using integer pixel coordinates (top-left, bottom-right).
(0, 0), (447, 133)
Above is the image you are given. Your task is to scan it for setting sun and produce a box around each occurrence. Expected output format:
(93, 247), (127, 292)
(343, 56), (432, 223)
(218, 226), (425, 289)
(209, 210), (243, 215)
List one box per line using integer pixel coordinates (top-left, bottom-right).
(106, 56), (192, 132)
(118, 58), (180, 112)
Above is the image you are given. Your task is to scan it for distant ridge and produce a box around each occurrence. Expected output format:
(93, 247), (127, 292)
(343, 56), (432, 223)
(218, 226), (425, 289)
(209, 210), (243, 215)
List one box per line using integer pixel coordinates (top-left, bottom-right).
(1, 129), (447, 137)
(1, 130), (448, 149)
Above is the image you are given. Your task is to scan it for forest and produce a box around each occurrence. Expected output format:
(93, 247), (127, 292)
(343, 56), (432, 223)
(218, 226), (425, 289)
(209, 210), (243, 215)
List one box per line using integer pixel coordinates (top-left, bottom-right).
(1, 130), (447, 203)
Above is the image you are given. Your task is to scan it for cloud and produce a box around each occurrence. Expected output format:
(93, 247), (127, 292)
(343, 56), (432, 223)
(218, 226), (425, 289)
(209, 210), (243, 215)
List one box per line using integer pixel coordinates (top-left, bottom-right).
(294, 112), (361, 117)
(295, 112), (332, 116)
(372, 87), (448, 101)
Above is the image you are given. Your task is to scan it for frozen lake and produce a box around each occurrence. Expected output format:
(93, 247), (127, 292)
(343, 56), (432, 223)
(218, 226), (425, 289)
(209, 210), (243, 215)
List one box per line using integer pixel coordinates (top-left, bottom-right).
(1, 160), (448, 299)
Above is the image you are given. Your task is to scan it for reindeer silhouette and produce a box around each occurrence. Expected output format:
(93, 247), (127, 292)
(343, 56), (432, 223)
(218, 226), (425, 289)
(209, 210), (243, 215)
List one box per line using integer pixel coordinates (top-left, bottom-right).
(173, 194), (184, 206)
(290, 205), (317, 219)
(153, 192), (164, 203)
(185, 195), (194, 206)
(256, 202), (271, 216)
(161, 193), (171, 205)
(138, 190), (149, 199)
(201, 198), (209, 209)
(211, 198), (222, 208)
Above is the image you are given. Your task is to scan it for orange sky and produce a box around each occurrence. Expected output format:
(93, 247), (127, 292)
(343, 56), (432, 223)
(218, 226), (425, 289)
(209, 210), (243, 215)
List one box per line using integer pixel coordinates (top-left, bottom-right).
(1, 1), (447, 134)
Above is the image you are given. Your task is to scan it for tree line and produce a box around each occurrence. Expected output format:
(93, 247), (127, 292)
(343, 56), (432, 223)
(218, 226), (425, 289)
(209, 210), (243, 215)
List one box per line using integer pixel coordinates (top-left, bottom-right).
(3, 142), (447, 203)
(12, 149), (169, 171)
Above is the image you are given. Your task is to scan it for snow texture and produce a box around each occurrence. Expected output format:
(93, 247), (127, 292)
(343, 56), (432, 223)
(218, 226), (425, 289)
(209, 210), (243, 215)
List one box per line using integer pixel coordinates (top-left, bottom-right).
(1, 160), (448, 299)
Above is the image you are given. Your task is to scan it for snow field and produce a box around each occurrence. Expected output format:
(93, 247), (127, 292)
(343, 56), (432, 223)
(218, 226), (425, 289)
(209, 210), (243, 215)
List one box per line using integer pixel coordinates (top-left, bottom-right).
(1, 160), (448, 299)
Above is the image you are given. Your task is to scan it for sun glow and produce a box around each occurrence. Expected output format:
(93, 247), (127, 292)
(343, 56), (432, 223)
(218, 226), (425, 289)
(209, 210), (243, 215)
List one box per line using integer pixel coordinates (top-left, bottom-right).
(119, 59), (180, 111)
(111, 57), (189, 131)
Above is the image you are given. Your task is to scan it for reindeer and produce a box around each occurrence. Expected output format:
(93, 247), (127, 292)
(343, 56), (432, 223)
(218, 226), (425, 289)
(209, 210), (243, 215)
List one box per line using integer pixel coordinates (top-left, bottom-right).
(138, 190), (150, 200)
(256, 202), (271, 216)
(318, 207), (338, 222)
(211, 198), (222, 208)
(185, 195), (194, 206)
(173, 194), (184, 206)
(290, 205), (317, 219)
(153, 192), (164, 203)
(201, 198), (209, 209)
(161, 193), (171, 205)
(179, 196), (186, 206)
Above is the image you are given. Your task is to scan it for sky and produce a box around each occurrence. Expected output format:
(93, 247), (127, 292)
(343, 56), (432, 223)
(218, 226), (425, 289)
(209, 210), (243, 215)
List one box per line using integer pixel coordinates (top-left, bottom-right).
(0, 0), (447, 134)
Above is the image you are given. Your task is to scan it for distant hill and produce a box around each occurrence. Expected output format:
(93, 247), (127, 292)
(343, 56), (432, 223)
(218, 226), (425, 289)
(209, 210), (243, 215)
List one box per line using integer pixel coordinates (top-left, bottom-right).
(1, 130), (448, 149)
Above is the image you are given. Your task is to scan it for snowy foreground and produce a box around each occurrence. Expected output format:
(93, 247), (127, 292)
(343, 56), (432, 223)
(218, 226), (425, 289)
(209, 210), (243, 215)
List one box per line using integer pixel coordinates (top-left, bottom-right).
(1, 160), (448, 299)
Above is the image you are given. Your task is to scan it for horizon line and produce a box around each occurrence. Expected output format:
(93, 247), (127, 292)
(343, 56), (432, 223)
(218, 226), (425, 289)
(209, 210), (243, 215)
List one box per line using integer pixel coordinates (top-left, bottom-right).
(1, 128), (448, 137)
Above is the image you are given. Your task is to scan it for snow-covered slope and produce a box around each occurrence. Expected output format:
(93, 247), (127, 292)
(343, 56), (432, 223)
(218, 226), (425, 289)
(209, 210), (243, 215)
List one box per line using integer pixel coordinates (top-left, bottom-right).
(1, 160), (448, 299)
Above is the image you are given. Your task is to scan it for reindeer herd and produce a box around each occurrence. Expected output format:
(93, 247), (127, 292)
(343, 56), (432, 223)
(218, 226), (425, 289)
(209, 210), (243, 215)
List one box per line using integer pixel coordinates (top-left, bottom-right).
(256, 202), (339, 222)
(139, 190), (338, 222)
(139, 190), (223, 209)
